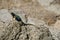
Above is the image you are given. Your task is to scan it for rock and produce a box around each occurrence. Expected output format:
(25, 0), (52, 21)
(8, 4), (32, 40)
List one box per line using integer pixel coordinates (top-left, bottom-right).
(49, 20), (60, 40)
(0, 9), (12, 22)
(0, 9), (12, 36)
(0, 9), (54, 40)
(0, 0), (60, 40)
(38, 0), (60, 14)
(0, 20), (54, 40)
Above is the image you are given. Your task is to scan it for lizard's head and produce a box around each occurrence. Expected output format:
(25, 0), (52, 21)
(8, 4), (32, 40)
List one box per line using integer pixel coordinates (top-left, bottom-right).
(11, 12), (15, 18)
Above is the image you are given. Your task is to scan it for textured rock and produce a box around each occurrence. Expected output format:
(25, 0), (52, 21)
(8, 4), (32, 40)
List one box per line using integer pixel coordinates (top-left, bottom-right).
(0, 9), (54, 40)
(0, 9), (12, 38)
(0, 19), (54, 40)
(38, 0), (60, 40)
(38, 0), (60, 14)
(0, 0), (60, 40)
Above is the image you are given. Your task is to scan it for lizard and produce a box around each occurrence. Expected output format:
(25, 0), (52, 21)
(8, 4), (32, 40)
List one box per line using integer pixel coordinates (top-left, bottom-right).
(10, 12), (36, 26)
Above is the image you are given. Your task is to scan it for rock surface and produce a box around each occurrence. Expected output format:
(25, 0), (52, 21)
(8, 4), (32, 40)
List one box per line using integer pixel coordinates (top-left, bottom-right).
(0, 9), (54, 40)
(38, 0), (60, 14)
(0, 0), (60, 40)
